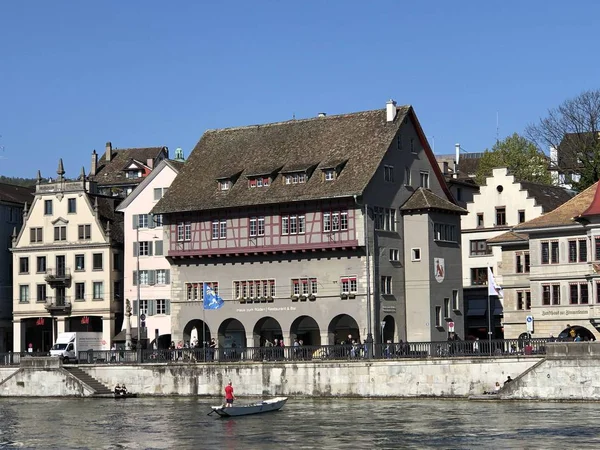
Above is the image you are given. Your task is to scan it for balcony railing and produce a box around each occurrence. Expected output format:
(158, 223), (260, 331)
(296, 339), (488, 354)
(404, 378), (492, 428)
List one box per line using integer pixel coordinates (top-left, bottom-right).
(44, 296), (72, 313)
(45, 268), (72, 287)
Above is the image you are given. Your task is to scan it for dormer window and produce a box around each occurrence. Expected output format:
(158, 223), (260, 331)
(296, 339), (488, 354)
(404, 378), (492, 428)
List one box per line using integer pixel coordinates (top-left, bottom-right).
(324, 170), (335, 181)
(219, 180), (230, 191)
(126, 170), (142, 179)
(284, 173), (306, 184)
(248, 177), (270, 188)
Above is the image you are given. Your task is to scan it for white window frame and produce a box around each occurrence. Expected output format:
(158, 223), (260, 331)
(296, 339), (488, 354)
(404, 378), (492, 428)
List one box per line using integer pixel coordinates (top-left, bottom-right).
(389, 249), (400, 262)
(411, 248), (421, 261)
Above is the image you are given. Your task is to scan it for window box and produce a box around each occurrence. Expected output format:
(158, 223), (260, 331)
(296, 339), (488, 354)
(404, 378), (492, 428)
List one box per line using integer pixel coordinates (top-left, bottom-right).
(308, 294), (316, 301)
(340, 293), (349, 299)
(291, 294), (299, 301)
(267, 296), (274, 302)
(348, 293), (356, 299)
(299, 294), (307, 301)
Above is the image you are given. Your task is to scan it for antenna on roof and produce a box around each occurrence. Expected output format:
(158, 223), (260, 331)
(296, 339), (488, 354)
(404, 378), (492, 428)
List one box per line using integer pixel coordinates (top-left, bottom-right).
(496, 111), (499, 144)
(292, 113), (296, 120)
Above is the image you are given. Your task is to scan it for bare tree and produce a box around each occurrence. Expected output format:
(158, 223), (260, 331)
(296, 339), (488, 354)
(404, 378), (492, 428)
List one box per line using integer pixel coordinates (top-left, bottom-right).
(526, 90), (600, 191)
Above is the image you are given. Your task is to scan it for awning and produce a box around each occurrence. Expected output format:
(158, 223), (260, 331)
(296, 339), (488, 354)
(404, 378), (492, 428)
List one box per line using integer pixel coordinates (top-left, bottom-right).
(467, 299), (488, 317)
(113, 328), (139, 342)
(493, 308), (504, 316)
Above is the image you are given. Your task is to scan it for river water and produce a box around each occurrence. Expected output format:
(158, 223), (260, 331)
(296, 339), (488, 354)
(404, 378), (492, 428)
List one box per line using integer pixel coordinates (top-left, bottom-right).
(0, 397), (598, 449)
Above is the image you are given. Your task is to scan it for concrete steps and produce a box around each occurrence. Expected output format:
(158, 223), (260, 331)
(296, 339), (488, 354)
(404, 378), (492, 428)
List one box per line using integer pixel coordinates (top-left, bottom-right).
(64, 366), (113, 395)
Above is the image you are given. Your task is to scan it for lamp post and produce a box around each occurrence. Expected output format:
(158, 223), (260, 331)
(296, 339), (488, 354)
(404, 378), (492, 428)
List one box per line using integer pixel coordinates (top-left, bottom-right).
(136, 224), (142, 362)
(362, 202), (374, 357)
(380, 320), (386, 345)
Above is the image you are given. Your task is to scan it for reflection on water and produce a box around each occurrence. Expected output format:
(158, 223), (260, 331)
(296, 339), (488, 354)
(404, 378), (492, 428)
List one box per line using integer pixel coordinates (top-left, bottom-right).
(0, 397), (599, 449)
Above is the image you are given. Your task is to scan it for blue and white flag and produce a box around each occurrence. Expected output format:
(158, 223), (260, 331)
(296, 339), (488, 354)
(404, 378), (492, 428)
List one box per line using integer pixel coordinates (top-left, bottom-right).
(203, 283), (224, 310)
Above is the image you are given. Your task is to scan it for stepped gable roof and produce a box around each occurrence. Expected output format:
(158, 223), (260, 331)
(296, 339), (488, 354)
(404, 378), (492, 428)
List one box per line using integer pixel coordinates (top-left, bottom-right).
(153, 105), (454, 214)
(487, 231), (529, 245)
(518, 181), (574, 213)
(90, 146), (167, 186)
(514, 182), (598, 230)
(400, 187), (467, 214)
(0, 182), (34, 205)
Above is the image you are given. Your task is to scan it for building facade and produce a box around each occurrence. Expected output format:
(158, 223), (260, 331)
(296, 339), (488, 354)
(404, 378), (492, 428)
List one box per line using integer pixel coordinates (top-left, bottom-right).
(491, 182), (600, 340)
(153, 101), (466, 350)
(11, 162), (124, 352)
(88, 142), (170, 198)
(115, 159), (184, 348)
(0, 183), (34, 351)
(461, 168), (572, 338)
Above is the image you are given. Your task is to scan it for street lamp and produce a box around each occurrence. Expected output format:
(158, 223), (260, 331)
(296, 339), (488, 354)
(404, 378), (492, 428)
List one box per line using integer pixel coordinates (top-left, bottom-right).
(380, 320), (386, 345)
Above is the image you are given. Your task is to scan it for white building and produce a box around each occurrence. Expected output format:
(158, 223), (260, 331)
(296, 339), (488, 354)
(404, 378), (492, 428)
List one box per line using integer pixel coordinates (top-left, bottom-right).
(11, 162), (124, 352)
(116, 158), (184, 348)
(461, 168), (572, 338)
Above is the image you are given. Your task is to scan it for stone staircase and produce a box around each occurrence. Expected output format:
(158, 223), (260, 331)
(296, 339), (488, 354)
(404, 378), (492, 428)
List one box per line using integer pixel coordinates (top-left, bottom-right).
(64, 366), (113, 395)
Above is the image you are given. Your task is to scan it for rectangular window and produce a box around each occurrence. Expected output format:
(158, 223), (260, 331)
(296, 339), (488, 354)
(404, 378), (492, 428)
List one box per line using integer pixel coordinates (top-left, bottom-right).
(542, 285), (551, 306)
(68, 198), (77, 214)
(471, 268), (487, 286)
(44, 200), (53, 215)
(552, 284), (560, 305)
(516, 252), (530, 273)
(156, 269), (169, 285)
(37, 256), (46, 273)
(419, 171), (429, 189)
(434, 223), (457, 242)
(595, 237), (600, 261)
(139, 300), (149, 315)
(495, 207), (506, 226)
(37, 284), (47, 302)
(389, 249), (400, 262)
(569, 239), (587, 263)
(220, 220), (227, 239)
(518, 290), (532, 310)
(404, 167), (411, 186)
(139, 241), (151, 256)
(340, 277), (358, 295)
(324, 170), (335, 181)
(411, 248), (421, 261)
(281, 214), (305, 235)
(19, 257), (29, 274)
(184, 223), (191, 241)
(75, 283), (85, 301)
(250, 218), (257, 237)
(443, 298), (450, 318)
(177, 223), (185, 241)
(452, 289), (459, 311)
(518, 210), (526, 223)
(373, 207), (396, 232)
(569, 283), (589, 305)
(219, 180), (230, 191)
(477, 213), (484, 227)
(212, 220), (219, 239)
(30, 228), (43, 243)
(541, 241), (549, 264)
(435, 306), (442, 327)
(78, 224), (91, 240)
(470, 239), (492, 256)
(137, 214), (149, 229)
(92, 253), (103, 270)
(384, 165), (394, 182)
(154, 188), (163, 201)
(381, 276), (392, 295)
(19, 285), (30, 303)
(410, 138), (416, 153)
(551, 241), (559, 264)
(258, 217), (265, 236)
(75, 254), (85, 271)
(156, 299), (167, 315)
(139, 270), (149, 285)
(54, 226), (66, 241)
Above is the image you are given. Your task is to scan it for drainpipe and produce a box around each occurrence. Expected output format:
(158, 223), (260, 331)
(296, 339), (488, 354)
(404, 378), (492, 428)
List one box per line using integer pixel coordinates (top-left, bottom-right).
(355, 195), (374, 358)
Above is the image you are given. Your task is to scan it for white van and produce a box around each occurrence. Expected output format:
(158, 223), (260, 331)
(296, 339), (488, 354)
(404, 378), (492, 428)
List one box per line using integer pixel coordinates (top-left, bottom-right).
(50, 332), (103, 363)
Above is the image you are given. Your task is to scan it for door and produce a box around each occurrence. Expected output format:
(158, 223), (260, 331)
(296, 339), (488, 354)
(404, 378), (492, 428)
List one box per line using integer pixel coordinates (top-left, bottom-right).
(66, 343), (76, 360)
(56, 256), (66, 277)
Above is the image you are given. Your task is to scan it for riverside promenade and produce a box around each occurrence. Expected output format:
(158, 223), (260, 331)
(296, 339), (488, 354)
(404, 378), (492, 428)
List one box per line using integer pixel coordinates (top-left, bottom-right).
(0, 340), (598, 400)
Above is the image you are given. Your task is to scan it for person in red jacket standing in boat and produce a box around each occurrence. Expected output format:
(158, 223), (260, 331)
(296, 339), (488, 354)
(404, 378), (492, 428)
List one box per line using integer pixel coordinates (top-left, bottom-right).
(224, 381), (235, 407)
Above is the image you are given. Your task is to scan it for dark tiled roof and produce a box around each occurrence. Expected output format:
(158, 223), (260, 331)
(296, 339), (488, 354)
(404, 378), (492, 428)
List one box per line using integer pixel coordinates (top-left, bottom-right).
(400, 188), (467, 214)
(154, 106), (417, 214)
(0, 182), (34, 205)
(487, 231), (529, 245)
(91, 195), (124, 244)
(90, 147), (167, 187)
(515, 182), (598, 230)
(457, 158), (481, 176)
(518, 181), (574, 213)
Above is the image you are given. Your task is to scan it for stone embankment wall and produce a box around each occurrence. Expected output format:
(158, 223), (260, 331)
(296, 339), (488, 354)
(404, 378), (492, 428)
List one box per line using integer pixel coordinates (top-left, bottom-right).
(83, 357), (539, 398)
(502, 343), (600, 400)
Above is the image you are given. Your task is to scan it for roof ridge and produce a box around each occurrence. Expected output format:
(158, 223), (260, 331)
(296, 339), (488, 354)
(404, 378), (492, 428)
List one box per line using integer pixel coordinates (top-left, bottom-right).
(204, 106), (411, 134)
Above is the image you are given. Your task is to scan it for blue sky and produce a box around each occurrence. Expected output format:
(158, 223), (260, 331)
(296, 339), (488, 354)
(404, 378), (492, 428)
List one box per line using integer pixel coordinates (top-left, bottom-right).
(1, 1), (599, 178)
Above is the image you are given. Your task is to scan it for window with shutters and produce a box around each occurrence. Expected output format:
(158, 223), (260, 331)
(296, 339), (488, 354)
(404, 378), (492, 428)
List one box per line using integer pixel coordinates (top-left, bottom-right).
(139, 299), (149, 315)
(138, 241), (152, 256)
(155, 299), (168, 315)
(156, 269), (170, 285)
(154, 240), (164, 256)
(138, 214), (149, 228)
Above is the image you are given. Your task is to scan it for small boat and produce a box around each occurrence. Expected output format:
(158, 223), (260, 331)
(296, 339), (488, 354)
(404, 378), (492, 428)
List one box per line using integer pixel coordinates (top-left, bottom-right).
(468, 394), (501, 401)
(210, 397), (288, 417)
(114, 392), (138, 399)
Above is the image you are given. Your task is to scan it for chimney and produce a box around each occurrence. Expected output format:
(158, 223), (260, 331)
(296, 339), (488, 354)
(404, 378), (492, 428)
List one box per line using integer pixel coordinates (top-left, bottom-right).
(147, 158), (154, 169)
(386, 99), (397, 122)
(105, 142), (113, 162)
(454, 143), (460, 179)
(318, 112), (327, 118)
(90, 150), (98, 176)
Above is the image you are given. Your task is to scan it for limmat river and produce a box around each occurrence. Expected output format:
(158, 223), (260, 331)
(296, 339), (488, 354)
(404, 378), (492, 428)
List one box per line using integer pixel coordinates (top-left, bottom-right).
(0, 397), (599, 449)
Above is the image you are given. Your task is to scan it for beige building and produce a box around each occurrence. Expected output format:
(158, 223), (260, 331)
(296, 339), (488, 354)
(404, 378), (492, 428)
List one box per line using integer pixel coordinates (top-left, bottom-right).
(461, 168), (572, 338)
(11, 162), (124, 352)
(115, 158), (184, 348)
(490, 182), (600, 340)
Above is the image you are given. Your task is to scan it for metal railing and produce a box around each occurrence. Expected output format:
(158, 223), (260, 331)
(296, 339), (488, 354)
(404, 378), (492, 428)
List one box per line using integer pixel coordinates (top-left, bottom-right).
(66, 338), (550, 365)
(0, 352), (49, 365)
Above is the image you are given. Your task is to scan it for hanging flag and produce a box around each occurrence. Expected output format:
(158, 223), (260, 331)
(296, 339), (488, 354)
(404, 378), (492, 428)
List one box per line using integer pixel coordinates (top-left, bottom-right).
(488, 267), (503, 298)
(203, 283), (224, 310)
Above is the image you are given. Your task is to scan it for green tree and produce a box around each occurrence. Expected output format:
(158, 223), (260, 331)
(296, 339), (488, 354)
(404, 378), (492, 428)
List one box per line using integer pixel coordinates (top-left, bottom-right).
(526, 89), (600, 192)
(475, 133), (552, 185)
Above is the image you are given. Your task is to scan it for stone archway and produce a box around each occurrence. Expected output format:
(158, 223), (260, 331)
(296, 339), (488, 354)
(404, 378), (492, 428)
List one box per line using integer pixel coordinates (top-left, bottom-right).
(253, 316), (283, 347)
(382, 315), (396, 343)
(328, 314), (360, 344)
(218, 318), (246, 360)
(290, 315), (320, 346)
(558, 325), (596, 341)
(183, 319), (211, 347)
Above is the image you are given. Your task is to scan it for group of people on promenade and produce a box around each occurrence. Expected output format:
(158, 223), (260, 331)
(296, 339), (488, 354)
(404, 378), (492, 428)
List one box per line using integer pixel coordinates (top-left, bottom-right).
(114, 384), (129, 396)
